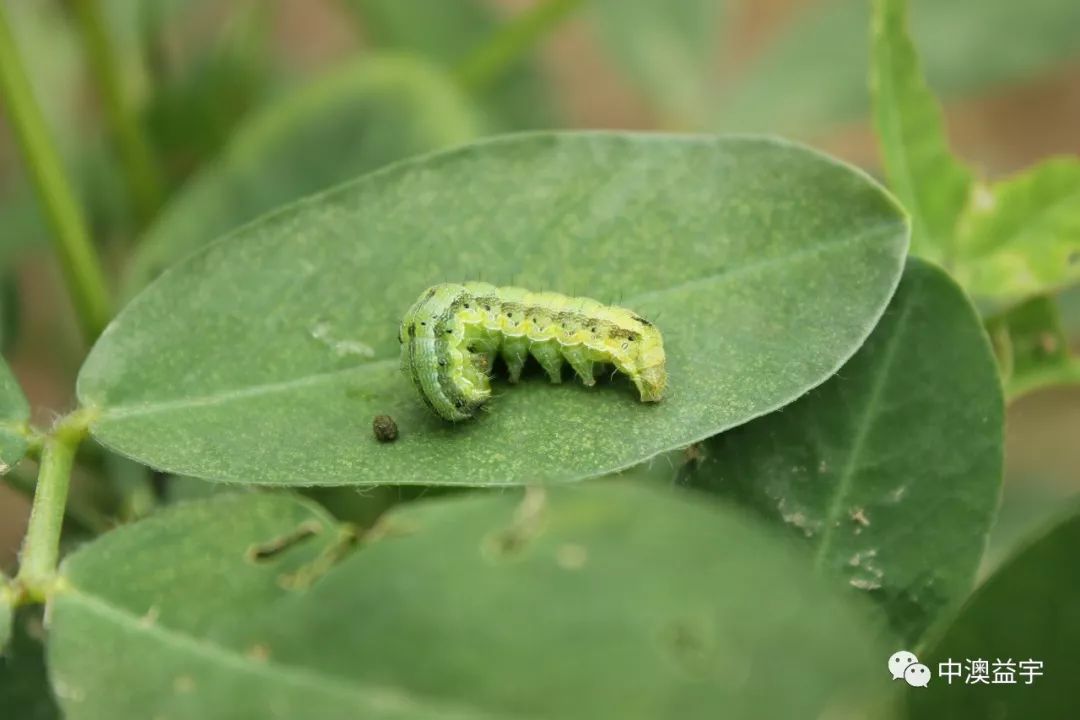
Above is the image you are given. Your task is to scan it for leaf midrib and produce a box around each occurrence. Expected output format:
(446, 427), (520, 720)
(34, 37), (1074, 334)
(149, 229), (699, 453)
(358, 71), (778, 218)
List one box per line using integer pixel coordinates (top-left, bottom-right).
(811, 275), (920, 571)
(57, 588), (511, 720)
(91, 219), (902, 423)
(92, 361), (396, 421)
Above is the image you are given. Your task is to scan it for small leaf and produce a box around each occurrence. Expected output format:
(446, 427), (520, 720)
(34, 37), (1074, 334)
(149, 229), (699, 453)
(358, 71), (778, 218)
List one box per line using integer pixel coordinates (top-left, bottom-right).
(79, 133), (908, 486)
(907, 505), (1080, 717)
(589, 0), (724, 126)
(986, 294), (1080, 399)
(954, 159), (1080, 304)
(871, 0), (972, 263)
(679, 260), (1003, 642)
(48, 486), (895, 719)
(345, 0), (554, 131)
(0, 357), (30, 473)
(125, 54), (478, 293)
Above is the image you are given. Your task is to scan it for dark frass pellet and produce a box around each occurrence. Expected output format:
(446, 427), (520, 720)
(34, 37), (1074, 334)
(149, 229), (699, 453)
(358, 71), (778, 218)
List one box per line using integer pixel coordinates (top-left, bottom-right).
(372, 415), (399, 443)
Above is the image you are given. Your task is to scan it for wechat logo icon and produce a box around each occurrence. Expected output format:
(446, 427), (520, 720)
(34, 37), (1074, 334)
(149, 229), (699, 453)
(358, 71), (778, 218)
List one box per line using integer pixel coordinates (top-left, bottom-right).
(889, 650), (931, 687)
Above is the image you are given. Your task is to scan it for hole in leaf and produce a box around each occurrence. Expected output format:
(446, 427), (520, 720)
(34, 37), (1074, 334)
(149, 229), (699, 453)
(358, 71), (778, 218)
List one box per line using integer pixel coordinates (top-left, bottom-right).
(485, 529), (529, 557)
(481, 487), (547, 561)
(246, 520), (323, 563)
(660, 618), (715, 677)
(277, 526), (359, 590)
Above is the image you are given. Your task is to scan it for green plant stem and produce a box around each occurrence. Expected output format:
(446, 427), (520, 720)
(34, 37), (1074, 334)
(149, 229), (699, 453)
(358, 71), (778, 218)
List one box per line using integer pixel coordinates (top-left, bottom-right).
(24, 423), (44, 462)
(69, 0), (164, 224)
(455, 0), (583, 93)
(15, 413), (92, 602)
(3, 465), (113, 537)
(0, 3), (112, 342)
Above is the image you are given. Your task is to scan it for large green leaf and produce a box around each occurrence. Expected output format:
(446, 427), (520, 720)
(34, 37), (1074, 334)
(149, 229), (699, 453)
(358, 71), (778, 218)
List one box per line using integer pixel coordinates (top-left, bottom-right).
(79, 133), (908, 486)
(720, 0), (1080, 137)
(125, 54), (478, 294)
(908, 505), (1080, 718)
(871, 0), (972, 263)
(0, 356), (29, 473)
(345, 0), (555, 131)
(954, 158), (1080, 304)
(588, 0), (724, 126)
(48, 485), (894, 719)
(679, 260), (1003, 642)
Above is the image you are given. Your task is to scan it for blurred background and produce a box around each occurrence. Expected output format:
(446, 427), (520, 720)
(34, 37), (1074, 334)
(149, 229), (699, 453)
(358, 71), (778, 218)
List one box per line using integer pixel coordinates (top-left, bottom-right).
(1, 0), (1078, 574)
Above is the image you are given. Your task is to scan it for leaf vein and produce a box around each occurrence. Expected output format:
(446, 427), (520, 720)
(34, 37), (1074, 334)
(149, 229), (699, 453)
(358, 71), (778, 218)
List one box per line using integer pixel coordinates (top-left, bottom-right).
(812, 275), (920, 570)
(59, 588), (505, 720)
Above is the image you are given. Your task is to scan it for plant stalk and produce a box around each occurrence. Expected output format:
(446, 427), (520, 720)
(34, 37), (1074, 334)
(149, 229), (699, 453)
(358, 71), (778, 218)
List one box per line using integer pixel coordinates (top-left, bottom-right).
(69, 0), (164, 224)
(0, 2), (112, 342)
(15, 413), (91, 602)
(3, 464), (113, 537)
(455, 0), (583, 93)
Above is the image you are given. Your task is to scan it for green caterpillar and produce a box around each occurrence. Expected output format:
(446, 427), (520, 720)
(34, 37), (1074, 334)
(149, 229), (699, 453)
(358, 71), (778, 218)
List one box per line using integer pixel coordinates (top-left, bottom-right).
(399, 283), (667, 421)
